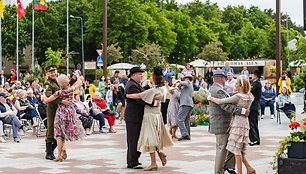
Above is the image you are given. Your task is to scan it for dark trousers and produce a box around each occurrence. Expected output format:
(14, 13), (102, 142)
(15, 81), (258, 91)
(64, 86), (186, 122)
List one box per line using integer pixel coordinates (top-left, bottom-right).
(126, 121), (142, 167)
(46, 103), (57, 143)
(92, 113), (105, 130)
(260, 100), (275, 115)
(161, 99), (170, 124)
(248, 109), (260, 143)
(280, 103), (296, 119)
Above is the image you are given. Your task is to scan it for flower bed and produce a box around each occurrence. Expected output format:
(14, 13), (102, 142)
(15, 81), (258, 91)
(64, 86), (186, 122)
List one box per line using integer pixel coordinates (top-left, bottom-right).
(272, 113), (306, 172)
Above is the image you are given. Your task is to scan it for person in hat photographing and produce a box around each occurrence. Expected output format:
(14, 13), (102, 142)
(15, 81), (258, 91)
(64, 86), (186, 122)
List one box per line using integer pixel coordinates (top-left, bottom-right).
(125, 66), (159, 169)
(208, 69), (248, 174)
(176, 74), (194, 141)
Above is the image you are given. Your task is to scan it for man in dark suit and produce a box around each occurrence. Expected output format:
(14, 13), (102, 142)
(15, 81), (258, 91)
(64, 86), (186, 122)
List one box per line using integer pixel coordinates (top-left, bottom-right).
(249, 70), (262, 146)
(125, 67), (156, 169)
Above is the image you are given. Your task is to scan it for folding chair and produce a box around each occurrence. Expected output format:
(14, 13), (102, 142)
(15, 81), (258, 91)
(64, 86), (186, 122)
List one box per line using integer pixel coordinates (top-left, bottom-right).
(35, 104), (47, 137)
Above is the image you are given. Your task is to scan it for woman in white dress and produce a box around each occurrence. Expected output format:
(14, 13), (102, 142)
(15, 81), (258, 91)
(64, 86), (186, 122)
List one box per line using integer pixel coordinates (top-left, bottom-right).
(126, 66), (173, 171)
(167, 81), (180, 139)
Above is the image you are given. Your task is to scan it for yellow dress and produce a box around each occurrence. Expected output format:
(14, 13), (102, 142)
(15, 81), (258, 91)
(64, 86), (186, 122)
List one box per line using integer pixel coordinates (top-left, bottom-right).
(137, 88), (174, 153)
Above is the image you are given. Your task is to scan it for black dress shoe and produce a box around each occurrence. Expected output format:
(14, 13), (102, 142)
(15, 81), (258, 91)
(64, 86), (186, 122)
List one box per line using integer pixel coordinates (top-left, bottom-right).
(224, 168), (237, 174)
(127, 165), (143, 169)
(178, 135), (190, 141)
(137, 162), (142, 165)
(249, 141), (260, 146)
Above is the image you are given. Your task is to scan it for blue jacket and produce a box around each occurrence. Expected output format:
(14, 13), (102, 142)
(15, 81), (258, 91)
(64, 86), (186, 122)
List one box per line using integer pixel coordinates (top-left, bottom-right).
(163, 69), (175, 85)
(261, 86), (276, 101)
(278, 94), (291, 108)
(0, 100), (15, 113)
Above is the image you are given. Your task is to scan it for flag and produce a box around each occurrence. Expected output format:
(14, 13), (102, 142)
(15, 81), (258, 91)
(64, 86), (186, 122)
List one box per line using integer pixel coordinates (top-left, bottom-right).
(33, 0), (48, 11)
(0, 0), (5, 19)
(16, 0), (26, 19)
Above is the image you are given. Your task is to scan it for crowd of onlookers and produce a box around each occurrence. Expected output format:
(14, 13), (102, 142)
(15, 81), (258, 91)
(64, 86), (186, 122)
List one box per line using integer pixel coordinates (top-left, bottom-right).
(0, 61), (301, 144)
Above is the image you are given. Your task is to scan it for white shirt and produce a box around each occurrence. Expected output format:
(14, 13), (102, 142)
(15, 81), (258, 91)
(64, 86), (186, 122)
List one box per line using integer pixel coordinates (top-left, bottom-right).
(224, 79), (237, 94)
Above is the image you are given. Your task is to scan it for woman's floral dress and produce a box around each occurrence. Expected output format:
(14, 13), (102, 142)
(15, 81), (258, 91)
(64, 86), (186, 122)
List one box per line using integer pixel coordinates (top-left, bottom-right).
(53, 86), (85, 141)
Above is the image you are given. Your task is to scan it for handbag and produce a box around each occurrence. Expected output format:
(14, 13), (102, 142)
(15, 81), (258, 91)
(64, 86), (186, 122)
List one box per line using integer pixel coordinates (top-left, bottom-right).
(102, 109), (116, 116)
(79, 115), (93, 128)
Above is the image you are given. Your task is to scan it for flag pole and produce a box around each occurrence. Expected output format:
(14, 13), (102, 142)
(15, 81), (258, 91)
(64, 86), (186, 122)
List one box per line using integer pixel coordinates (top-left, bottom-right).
(16, 14), (19, 81)
(0, 17), (2, 70)
(31, 0), (34, 70)
(66, 0), (69, 75)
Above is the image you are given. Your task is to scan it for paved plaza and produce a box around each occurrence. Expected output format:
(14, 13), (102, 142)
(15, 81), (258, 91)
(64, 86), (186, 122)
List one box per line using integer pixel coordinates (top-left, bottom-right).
(0, 104), (302, 174)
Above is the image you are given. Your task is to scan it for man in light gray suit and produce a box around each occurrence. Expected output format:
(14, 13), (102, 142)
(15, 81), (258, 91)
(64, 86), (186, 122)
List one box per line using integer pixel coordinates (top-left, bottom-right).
(209, 70), (247, 174)
(177, 75), (194, 141)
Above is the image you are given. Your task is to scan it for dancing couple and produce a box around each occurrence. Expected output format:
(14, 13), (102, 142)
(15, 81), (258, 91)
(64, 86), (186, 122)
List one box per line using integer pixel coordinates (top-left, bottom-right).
(125, 66), (173, 171)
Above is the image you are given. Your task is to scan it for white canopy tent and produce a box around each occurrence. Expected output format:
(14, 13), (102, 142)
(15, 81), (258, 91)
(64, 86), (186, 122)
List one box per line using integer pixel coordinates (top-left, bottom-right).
(170, 64), (185, 69)
(107, 63), (135, 69)
(189, 59), (207, 67)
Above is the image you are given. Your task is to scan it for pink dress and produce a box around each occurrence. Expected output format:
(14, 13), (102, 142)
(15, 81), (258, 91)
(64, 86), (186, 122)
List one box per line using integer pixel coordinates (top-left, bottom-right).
(214, 93), (254, 155)
(53, 86), (85, 141)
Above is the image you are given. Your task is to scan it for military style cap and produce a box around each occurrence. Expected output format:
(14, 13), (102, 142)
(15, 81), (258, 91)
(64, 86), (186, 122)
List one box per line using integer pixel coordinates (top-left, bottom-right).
(45, 65), (58, 72)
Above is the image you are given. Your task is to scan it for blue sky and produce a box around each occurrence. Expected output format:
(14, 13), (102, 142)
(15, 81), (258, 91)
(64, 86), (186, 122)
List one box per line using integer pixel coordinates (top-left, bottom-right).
(177, 0), (303, 26)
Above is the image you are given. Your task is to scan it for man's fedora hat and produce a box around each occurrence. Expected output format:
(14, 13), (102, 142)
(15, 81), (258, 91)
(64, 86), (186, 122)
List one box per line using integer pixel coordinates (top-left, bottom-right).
(128, 67), (144, 78)
(213, 69), (226, 77)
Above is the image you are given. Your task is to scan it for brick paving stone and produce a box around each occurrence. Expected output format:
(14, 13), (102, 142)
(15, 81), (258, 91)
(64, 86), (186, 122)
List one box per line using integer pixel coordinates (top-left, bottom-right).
(0, 105), (304, 174)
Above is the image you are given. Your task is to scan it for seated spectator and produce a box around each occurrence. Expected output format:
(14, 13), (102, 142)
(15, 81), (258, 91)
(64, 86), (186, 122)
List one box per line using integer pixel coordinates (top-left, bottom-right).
(260, 81), (276, 119)
(3, 82), (10, 92)
(278, 87), (296, 120)
(85, 94), (106, 133)
(27, 89), (47, 128)
(199, 81), (209, 96)
(0, 85), (4, 93)
(194, 75), (204, 91)
(0, 92), (23, 142)
(73, 94), (93, 135)
(13, 81), (24, 90)
(14, 90), (38, 133)
(92, 92), (116, 133)
(0, 120), (6, 143)
(31, 78), (43, 97)
(7, 88), (17, 104)
(105, 84), (114, 111)
(224, 72), (237, 94)
(112, 82), (125, 124)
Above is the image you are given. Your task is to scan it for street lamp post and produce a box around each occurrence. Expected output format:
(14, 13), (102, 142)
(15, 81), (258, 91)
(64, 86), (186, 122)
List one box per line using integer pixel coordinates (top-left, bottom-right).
(70, 15), (85, 78)
(66, 0), (69, 75)
(276, 0), (281, 94)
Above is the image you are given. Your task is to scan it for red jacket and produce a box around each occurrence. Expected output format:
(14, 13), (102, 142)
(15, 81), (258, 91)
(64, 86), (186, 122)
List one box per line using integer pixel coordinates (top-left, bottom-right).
(92, 99), (107, 110)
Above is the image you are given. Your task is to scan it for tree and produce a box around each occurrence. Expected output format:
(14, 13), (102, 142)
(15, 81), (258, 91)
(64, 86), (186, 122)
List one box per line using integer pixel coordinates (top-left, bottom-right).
(222, 6), (248, 33)
(131, 43), (164, 71)
(197, 43), (227, 67)
(107, 43), (124, 65)
(42, 48), (63, 68)
(2, 5), (30, 62)
(25, 0), (92, 65)
(193, 16), (218, 49)
(182, 0), (222, 21)
(143, 2), (177, 57)
(166, 10), (198, 63)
